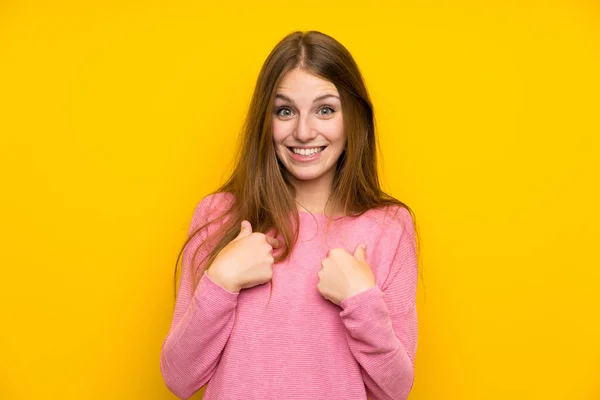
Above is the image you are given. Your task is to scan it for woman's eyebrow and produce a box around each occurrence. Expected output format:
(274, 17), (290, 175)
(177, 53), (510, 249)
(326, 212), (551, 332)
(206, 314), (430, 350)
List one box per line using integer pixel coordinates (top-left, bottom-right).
(275, 93), (340, 104)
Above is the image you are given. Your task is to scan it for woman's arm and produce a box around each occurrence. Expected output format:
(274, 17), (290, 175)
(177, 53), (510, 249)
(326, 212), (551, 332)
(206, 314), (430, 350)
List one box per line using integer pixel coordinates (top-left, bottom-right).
(339, 207), (419, 400)
(160, 194), (239, 400)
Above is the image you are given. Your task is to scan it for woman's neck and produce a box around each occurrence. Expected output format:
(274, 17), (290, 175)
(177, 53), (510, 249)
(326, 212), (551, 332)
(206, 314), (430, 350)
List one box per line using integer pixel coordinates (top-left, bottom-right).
(288, 167), (345, 216)
(293, 185), (344, 216)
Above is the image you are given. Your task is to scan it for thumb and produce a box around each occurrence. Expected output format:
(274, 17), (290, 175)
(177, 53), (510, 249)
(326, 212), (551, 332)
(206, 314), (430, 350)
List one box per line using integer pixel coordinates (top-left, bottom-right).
(236, 220), (252, 239)
(353, 243), (367, 261)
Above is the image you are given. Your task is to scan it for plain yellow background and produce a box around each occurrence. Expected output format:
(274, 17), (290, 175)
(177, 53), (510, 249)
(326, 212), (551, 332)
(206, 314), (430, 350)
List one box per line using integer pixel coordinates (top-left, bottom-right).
(1, 1), (599, 399)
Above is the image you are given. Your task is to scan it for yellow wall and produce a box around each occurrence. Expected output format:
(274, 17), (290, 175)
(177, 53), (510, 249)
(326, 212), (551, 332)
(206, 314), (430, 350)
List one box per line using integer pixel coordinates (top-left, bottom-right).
(1, 2), (599, 399)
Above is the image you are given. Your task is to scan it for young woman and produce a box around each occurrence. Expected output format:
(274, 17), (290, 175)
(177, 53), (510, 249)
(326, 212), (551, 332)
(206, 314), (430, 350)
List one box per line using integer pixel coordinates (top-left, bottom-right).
(160, 30), (420, 400)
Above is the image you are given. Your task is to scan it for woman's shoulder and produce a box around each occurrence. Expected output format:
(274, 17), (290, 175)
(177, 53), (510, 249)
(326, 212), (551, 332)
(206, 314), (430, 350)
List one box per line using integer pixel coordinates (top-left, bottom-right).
(355, 203), (414, 232)
(188, 192), (236, 233)
(196, 191), (235, 214)
(343, 204), (414, 251)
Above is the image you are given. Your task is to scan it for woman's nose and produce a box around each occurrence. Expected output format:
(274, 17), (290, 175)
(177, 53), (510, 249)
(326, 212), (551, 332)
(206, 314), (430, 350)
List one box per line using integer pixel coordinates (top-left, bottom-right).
(293, 115), (317, 142)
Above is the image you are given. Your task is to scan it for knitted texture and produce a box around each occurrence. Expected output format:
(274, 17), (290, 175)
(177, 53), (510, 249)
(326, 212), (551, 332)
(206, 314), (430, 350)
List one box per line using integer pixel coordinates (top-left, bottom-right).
(160, 192), (418, 400)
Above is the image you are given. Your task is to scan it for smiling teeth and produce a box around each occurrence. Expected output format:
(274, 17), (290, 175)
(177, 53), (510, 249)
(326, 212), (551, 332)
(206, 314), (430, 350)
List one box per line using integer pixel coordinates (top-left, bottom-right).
(292, 147), (324, 156)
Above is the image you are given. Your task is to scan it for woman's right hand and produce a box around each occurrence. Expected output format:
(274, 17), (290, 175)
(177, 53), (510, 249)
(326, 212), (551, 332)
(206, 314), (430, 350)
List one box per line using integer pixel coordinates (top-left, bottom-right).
(206, 220), (281, 293)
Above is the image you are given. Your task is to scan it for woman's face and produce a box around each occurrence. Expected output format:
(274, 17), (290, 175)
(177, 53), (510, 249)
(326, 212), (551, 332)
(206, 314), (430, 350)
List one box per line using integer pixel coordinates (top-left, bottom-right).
(272, 67), (345, 185)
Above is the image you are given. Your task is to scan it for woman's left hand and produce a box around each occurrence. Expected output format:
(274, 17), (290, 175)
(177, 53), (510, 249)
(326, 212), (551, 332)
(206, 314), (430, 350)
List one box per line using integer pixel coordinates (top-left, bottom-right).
(317, 244), (377, 306)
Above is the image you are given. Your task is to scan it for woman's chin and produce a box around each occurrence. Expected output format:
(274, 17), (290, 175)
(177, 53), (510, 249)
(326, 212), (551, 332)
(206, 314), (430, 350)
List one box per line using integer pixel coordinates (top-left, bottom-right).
(288, 170), (325, 182)
(281, 160), (337, 183)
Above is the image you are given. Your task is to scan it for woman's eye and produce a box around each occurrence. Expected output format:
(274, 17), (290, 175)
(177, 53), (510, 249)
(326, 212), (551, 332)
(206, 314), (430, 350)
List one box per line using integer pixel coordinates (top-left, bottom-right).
(275, 106), (336, 117)
(319, 106), (335, 115)
(276, 107), (292, 117)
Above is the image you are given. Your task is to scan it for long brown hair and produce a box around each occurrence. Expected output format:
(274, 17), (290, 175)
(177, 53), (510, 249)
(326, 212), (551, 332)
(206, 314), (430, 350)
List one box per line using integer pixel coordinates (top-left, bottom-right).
(173, 30), (420, 302)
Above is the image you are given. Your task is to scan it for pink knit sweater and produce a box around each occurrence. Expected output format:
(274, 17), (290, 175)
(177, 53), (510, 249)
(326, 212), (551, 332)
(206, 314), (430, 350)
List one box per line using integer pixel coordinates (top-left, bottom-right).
(160, 192), (418, 400)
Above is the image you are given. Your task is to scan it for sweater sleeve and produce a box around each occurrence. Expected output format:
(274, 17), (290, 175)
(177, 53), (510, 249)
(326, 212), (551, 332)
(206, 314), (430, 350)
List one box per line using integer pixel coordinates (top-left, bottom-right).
(338, 207), (419, 400)
(160, 194), (240, 400)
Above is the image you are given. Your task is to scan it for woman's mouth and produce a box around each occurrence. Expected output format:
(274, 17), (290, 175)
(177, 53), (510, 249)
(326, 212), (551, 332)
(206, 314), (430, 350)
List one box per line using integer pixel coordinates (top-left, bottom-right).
(286, 146), (327, 162)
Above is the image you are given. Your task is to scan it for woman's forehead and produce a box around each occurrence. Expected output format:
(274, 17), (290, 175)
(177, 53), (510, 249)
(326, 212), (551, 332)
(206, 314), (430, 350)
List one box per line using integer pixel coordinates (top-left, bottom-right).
(277, 68), (337, 93)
